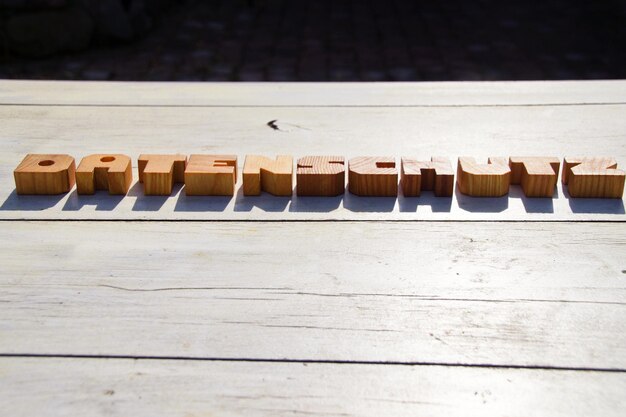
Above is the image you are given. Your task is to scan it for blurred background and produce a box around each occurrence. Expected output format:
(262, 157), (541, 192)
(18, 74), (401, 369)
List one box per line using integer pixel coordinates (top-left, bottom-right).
(1, 0), (625, 82)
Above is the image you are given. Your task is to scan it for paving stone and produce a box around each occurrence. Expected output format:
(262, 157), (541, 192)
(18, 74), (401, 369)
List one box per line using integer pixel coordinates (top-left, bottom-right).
(299, 69), (327, 81)
(267, 68), (296, 81)
(238, 68), (265, 81)
(329, 68), (357, 81)
(172, 66), (206, 81)
(205, 73), (232, 81)
(388, 67), (418, 81)
(211, 63), (234, 77)
(6, 6), (94, 57)
(159, 53), (183, 65)
(63, 60), (87, 72)
(190, 49), (214, 62)
(361, 69), (387, 81)
(82, 68), (112, 80)
(1, 0), (625, 81)
(145, 67), (173, 81)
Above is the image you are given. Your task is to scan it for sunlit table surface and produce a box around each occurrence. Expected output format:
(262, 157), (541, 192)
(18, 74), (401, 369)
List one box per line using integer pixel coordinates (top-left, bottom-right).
(0, 80), (625, 416)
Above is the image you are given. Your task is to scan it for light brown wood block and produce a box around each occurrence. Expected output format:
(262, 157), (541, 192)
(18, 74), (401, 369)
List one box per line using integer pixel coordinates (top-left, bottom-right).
(184, 155), (237, 196)
(400, 157), (454, 197)
(509, 157), (560, 198)
(75, 154), (132, 195)
(243, 155), (293, 196)
(13, 154), (76, 195)
(457, 157), (510, 197)
(562, 157), (625, 198)
(348, 157), (397, 197)
(296, 156), (345, 196)
(138, 154), (187, 196)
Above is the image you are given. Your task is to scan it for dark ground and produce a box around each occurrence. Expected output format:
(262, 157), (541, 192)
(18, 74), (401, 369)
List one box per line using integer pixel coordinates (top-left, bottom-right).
(1, 0), (625, 81)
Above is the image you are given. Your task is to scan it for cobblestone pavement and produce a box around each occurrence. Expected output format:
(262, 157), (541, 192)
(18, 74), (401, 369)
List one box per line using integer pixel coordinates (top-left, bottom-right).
(1, 0), (625, 81)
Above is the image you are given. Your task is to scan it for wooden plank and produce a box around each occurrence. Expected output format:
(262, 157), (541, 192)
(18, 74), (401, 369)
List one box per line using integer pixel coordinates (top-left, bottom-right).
(1, 357), (625, 417)
(1, 80), (626, 106)
(0, 104), (624, 221)
(1, 221), (624, 368)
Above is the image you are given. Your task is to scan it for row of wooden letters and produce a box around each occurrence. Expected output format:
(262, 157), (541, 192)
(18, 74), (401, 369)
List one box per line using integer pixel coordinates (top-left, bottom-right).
(13, 154), (626, 198)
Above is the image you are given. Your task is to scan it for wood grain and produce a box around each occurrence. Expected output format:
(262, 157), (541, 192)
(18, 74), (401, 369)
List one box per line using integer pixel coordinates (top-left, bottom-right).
(13, 154), (75, 195)
(184, 154), (237, 196)
(1, 221), (625, 368)
(243, 155), (293, 196)
(562, 157), (625, 198)
(509, 157), (560, 198)
(348, 156), (398, 196)
(75, 154), (132, 195)
(2, 80), (626, 416)
(1, 357), (625, 417)
(457, 157), (511, 197)
(137, 154), (186, 196)
(1, 80), (625, 106)
(401, 157), (454, 197)
(0, 104), (625, 221)
(296, 156), (345, 196)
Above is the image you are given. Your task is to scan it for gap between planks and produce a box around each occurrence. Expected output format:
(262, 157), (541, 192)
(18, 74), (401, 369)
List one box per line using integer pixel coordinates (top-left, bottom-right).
(1, 102), (626, 108)
(1, 353), (625, 373)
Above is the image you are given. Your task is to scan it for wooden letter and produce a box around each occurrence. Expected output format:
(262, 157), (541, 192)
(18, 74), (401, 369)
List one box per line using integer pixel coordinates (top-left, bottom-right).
(184, 155), (237, 196)
(243, 155), (293, 196)
(562, 157), (625, 198)
(348, 157), (397, 197)
(401, 157), (454, 197)
(509, 157), (560, 198)
(76, 154), (132, 195)
(296, 156), (345, 196)
(457, 157), (510, 197)
(138, 154), (187, 196)
(14, 154), (76, 195)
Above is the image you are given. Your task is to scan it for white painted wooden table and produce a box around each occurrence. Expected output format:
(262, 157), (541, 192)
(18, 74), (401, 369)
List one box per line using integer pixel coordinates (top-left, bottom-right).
(0, 80), (625, 416)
